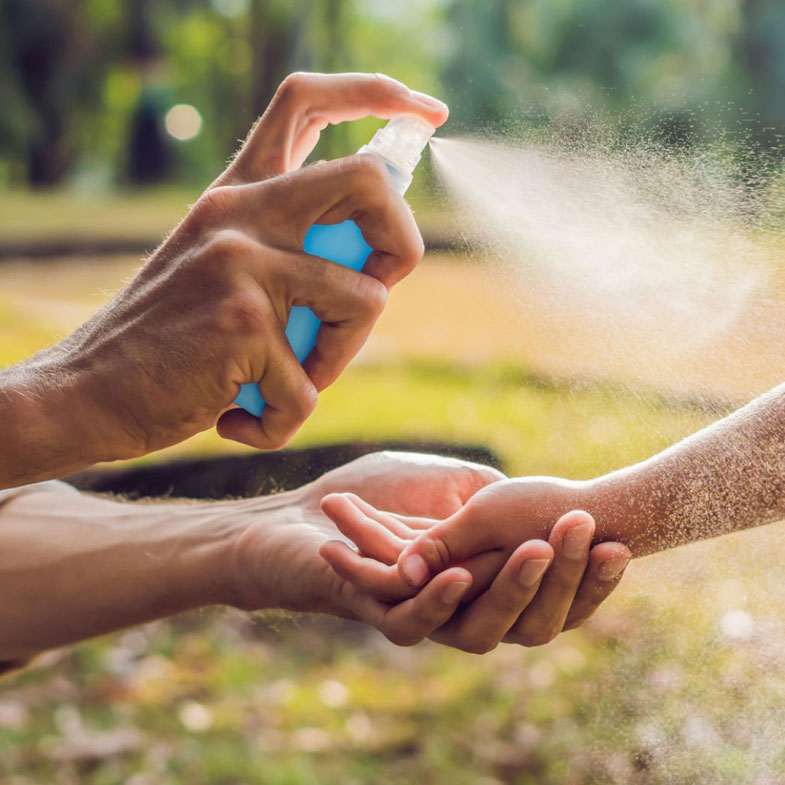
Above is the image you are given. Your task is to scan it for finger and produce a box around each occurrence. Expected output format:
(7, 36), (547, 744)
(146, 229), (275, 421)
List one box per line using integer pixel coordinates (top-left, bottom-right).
(216, 327), (317, 450)
(349, 567), (472, 648)
(255, 250), (389, 391)
(396, 510), (501, 589)
(234, 155), (425, 288)
(319, 540), (416, 602)
(296, 260), (387, 391)
(506, 511), (595, 647)
(394, 477), (555, 588)
(322, 492), (420, 540)
(385, 508), (480, 532)
(320, 494), (409, 564)
(429, 541), (554, 653)
(321, 532), (510, 606)
(563, 542), (631, 630)
(231, 72), (448, 181)
(326, 487), (443, 534)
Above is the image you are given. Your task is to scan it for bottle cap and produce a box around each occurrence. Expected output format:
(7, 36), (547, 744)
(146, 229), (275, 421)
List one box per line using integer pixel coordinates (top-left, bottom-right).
(358, 115), (436, 193)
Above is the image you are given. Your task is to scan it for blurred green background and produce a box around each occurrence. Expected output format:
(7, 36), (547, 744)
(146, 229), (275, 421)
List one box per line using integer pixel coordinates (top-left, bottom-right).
(3, 0), (785, 190)
(4, 2), (785, 784)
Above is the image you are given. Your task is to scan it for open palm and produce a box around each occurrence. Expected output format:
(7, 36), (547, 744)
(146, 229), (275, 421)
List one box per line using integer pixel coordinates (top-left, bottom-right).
(231, 451), (501, 629)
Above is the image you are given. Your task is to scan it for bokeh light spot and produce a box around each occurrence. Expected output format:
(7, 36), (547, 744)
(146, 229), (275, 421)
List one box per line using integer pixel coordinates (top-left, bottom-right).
(211, 0), (249, 18)
(178, 700), (213, 732)
(720, 609), (754, 640)
(164, 104), (202, 141)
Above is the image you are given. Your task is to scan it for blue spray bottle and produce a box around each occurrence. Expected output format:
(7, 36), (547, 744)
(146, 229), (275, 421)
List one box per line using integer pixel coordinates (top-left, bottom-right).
(234, 114), (436, 418)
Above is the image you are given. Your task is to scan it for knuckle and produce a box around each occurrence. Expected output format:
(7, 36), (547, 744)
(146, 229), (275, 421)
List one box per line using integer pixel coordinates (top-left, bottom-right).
(194, 186), (235, 223)
(354, 274), (388, 317)
(291, 378), (319, 420)
(276, 71), (310, 101)
(563, 611), (593, 631)
(463, 465), (503, 494)
(462, 638), (497, 655)
(384, 626), (422, 648)
(201, 229), (256, 269)
(517, 626), (559, 648)
(216, 289), (270, 336)
(344, 153), (388, 189)
(370, 72), (408, 99)
(407, 232), (426, 267)
(423, 532), (452, 572)
(396, 238), (425, 279)
(264, 433), (289, 451)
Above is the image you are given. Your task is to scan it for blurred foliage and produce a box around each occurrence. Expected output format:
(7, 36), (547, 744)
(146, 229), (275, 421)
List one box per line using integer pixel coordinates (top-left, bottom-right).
(1, 0), (785, 189)
(5, 577), (785, 785)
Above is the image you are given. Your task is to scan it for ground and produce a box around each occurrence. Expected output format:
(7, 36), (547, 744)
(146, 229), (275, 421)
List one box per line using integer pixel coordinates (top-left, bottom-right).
(1, 190), (785, 785)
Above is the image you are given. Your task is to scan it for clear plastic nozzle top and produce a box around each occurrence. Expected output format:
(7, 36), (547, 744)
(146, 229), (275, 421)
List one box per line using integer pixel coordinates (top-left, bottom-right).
(358, 114), (436, 193)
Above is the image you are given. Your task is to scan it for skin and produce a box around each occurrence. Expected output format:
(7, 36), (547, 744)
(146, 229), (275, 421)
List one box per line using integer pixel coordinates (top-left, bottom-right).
(0, 72), (449, 489)
(0, 451), (623, 669)
(323, 381), (785, 643)
(321, 497), (629, 650)
(0, 72), (629, 663)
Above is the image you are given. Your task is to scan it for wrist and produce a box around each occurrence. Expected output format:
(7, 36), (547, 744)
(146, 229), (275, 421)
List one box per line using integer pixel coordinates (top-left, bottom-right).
(580, 470), (646, 553)
(147, 500), (258, 611)
(216, 486), (353, 618)
(206, 488), (311, 613)
(0, 356), (105, 488)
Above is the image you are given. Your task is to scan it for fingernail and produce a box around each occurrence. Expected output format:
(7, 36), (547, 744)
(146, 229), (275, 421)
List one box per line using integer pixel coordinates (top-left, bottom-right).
(562, 523), (594, 560)
(401, 553), (429, 586)
(518, 558), (551, 587)
(441, 581), (470, 605)
(411, 90), (448, 112)
(597, 557), (630, 582)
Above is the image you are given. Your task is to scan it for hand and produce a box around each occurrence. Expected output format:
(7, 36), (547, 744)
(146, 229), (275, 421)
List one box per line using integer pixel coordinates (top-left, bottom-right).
(318, 476), (632, 650)
(228, 451), (507, 639)
(1, 74), (448, 486)
(0, 451), (493, 665)
(0, 457), (623, 667)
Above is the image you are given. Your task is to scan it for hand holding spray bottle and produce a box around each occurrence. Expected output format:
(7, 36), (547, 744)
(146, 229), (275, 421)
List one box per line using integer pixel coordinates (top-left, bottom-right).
(235, 114), (437, 417)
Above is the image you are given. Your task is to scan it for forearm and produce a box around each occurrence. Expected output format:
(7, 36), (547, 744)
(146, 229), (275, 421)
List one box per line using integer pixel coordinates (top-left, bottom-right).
(586, 382), (785, 556)
(0, 486), (290, 662)
(0, 353), (108, 488)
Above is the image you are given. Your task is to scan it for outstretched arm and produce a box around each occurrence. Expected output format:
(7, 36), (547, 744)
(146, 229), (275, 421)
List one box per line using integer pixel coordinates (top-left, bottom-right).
(1, 451), (598, 670)
(334, 381), (785, 599)
(0, 483), (236, 670)
(1, 477), (465, 669)
(319, 382), (785, 642)
(587, 381), (785, 555)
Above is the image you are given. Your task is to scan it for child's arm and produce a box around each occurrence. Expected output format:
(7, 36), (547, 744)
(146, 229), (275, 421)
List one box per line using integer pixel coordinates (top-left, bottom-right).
(320, 381), (785, 644)
(387, 380), (785, 586)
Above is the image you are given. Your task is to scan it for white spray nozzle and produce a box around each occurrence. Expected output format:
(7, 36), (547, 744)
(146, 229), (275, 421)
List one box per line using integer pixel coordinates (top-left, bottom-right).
(358, 114), (436, 193)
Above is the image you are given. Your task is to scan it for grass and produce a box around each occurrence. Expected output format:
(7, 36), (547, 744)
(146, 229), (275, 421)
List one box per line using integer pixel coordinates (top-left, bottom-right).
(3, 193), (785, 783)
(0, 188), (198, 243)
(0, 186), (451, 246)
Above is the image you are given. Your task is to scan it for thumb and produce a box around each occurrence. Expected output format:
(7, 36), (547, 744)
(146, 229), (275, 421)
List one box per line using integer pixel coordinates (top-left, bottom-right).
(396, 508), (503, 588)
